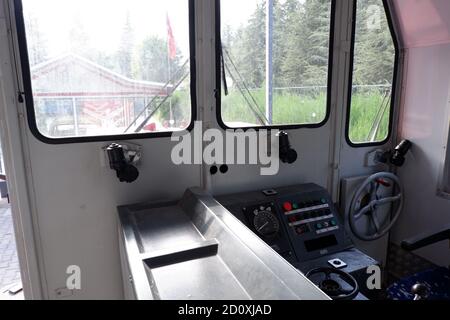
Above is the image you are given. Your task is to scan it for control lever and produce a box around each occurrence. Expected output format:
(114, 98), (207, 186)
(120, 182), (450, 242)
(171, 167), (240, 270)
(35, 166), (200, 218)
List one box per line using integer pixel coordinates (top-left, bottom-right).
(412, 283), (429, 300)
(278, 131), (298, 164)
(106, 143), (140, 183)
(378, 140), (413, 167)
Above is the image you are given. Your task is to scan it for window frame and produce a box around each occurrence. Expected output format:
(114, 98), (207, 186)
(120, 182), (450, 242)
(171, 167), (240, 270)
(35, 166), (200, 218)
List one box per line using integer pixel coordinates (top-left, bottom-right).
(13, 0), (197, 145)
(345, 0), (400, 148)
(215, 0), (337, 131)
(442, 131), (450, 196)
(437, 95), (450, 199)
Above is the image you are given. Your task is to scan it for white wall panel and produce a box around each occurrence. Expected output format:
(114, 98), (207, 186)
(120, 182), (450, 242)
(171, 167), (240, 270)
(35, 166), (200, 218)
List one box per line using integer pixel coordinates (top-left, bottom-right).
(26, 137), (201, 299)
(212, 127), (331, 196)
(393, 44), (450, 267)
(394, 0), (450, 48)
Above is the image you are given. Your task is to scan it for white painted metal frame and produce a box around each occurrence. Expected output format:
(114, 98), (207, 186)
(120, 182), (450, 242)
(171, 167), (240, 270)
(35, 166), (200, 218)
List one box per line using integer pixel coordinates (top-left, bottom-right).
(0, 0), (405, 299)
(334, 0), (404, 205)
(327, 0), (353, 201)
(0, 0), (47, 299)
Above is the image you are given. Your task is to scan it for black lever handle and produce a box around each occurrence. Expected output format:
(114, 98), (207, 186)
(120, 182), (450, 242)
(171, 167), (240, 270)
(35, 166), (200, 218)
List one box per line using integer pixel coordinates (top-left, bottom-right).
(106, 143), (139, 183)
(401, 225), (450, 251)
(412, 283), (428, 300)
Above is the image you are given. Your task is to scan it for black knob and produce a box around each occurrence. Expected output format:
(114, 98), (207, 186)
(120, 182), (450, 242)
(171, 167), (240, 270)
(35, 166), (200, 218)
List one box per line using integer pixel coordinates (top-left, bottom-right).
(390, 140), (412, 167)
(119, 165), (139, 183)
(411, 283), (428, 300)
(106, 143), (139, 183)
(278, 131), (298, 164)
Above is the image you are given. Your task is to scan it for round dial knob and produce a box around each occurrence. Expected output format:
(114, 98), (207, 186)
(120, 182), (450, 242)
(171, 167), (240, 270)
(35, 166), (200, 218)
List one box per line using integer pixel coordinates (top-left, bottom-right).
(253, 211), (280, 238)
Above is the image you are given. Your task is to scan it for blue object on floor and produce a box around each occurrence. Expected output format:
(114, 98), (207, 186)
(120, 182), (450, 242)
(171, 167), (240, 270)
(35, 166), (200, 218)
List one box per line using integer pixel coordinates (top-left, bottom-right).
(0, 180), (7, 199)
(387, 267), (450, 300)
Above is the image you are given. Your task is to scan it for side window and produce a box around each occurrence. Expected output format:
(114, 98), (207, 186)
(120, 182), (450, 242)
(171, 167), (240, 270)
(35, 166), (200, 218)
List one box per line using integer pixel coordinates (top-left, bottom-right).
(346, 0), (397, 146)
(16, 0), (195, 142)
(444, 129), (450, 194)
(218, 0), (334, 129)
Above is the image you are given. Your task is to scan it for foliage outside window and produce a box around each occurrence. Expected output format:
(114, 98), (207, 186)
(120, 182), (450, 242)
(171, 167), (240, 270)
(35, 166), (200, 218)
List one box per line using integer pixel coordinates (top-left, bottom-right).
(220, 0), (333, 128)
(20, 0), (192, 139)
(348, 0), (396, 145)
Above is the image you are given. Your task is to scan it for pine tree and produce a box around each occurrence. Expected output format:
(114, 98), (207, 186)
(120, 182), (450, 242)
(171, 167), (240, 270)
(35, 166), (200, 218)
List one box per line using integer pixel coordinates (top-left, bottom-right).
(135, 35), (185, 83)
(227, 0), (393, 90)
(24, 13), (48, 66)
(353, 0), (395, 86)
(117, 11), (135, 78)
(230, 0), (266, 88)
(280, 0), (308, 87)
(301, 0), (332, 86)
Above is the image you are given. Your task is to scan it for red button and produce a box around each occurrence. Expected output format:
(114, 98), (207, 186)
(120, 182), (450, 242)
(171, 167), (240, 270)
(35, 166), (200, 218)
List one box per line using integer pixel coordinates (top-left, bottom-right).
(283, 202), (293, 212)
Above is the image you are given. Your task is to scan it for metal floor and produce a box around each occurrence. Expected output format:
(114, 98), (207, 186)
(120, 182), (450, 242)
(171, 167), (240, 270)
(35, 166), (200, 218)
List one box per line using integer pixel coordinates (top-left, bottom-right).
(0, 202), (21, 290)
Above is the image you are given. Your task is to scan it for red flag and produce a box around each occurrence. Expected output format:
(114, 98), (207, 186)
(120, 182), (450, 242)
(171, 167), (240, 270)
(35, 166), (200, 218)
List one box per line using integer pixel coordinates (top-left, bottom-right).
(166, 14), (176, 60)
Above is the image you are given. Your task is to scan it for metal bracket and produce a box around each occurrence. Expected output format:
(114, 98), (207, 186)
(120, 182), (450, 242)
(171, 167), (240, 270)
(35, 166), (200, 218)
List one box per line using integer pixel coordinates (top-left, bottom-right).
(101, 142), (142, 168)
(365, 149), (387, 167)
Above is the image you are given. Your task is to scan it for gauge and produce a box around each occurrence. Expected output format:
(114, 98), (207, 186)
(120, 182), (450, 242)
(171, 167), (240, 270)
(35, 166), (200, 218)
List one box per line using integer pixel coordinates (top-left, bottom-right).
(253, 211), (280, 238)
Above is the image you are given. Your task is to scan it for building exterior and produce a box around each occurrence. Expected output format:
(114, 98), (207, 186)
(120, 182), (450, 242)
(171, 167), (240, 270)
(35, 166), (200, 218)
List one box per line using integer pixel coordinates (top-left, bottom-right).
(30, 54), (171, 137)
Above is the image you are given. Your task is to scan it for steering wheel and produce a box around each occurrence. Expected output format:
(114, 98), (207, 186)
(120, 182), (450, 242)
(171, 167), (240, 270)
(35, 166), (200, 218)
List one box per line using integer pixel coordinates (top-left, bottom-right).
(306, 267), (359, 300)
(348, 172), (404, 241)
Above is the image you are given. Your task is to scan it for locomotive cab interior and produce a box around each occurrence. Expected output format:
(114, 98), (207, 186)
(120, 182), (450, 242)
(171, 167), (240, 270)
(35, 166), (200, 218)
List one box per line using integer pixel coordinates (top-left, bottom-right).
(0, 0), (449, 302)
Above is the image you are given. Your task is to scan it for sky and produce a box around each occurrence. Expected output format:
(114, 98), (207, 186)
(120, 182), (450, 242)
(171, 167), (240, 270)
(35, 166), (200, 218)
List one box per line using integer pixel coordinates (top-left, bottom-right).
(222, 0), (258, 30)
(22, 0), (192, 58)
(22, 0), (260, 60)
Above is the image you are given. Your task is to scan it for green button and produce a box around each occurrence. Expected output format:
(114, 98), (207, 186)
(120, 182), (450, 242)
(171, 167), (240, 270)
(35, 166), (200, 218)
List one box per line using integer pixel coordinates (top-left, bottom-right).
(321, 198), (327, 204)
(293, 203), (299, 210)
(331, 220), (337, 226)
(316, 223), (323, 230)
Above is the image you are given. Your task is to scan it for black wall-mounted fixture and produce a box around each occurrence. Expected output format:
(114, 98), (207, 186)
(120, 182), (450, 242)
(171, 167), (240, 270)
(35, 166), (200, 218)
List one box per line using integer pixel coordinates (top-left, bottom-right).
(390, 140), (413, 167)
(379, 140), (413, 168)
(107, 143), (140, 183)
(278, 131), (298, 164)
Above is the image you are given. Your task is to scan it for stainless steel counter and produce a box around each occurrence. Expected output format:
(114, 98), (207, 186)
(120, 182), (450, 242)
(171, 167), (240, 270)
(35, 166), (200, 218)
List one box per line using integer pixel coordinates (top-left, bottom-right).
(118, 187), (330, 300)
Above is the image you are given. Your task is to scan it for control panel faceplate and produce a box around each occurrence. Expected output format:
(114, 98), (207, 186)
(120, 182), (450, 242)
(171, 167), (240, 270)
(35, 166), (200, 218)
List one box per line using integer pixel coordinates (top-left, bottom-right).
(216, 184), (353, 263)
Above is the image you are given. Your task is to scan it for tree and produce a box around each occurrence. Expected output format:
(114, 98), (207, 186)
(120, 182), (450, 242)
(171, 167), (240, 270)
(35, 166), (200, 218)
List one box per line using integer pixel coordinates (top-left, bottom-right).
(280, 0), (308, 86)
(229, 0), (266, 88)
(230, 0), (332, 88)
(353, 0), (395, 86)
(68, 14), (93, 59)
(136, 36), (185, 83)
(301, 0), (332, 86)
(24, 13), (48, 66)
(117, 11), (135, 78)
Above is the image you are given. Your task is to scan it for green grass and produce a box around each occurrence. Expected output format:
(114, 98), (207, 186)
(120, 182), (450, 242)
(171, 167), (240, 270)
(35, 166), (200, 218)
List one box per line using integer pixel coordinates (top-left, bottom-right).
(222, 89), (390, 144)
(347, 92), (390, 143)
(36, 87), (390, 143)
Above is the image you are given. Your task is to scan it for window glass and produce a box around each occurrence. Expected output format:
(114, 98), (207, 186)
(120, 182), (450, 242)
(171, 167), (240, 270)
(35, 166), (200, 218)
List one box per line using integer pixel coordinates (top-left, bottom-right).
(20, 0), (192, 139)
(443, 121), (450, 194)
(348, 0), (396, 145)
(220, 0), (333, 128)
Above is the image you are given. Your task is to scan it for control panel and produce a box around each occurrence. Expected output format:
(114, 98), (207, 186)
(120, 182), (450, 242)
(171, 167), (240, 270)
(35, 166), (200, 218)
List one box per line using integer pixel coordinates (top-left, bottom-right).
(216, 184), (353, 263)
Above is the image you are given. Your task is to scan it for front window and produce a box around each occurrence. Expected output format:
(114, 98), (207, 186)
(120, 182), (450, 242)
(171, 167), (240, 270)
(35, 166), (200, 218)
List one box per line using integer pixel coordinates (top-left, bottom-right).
(218, 0), (334, 128)
(347, 0), (397, 145)
(18, 0), (194, 141)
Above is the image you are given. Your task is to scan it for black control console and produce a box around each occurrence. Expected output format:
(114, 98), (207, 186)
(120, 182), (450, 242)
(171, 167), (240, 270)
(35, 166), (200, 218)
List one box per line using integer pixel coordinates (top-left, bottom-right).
(216, 184), (380, 300)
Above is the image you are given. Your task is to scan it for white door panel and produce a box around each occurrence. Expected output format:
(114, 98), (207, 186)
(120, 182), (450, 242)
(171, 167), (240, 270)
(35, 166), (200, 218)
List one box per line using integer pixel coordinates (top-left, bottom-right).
(25, 136), (201, 299)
